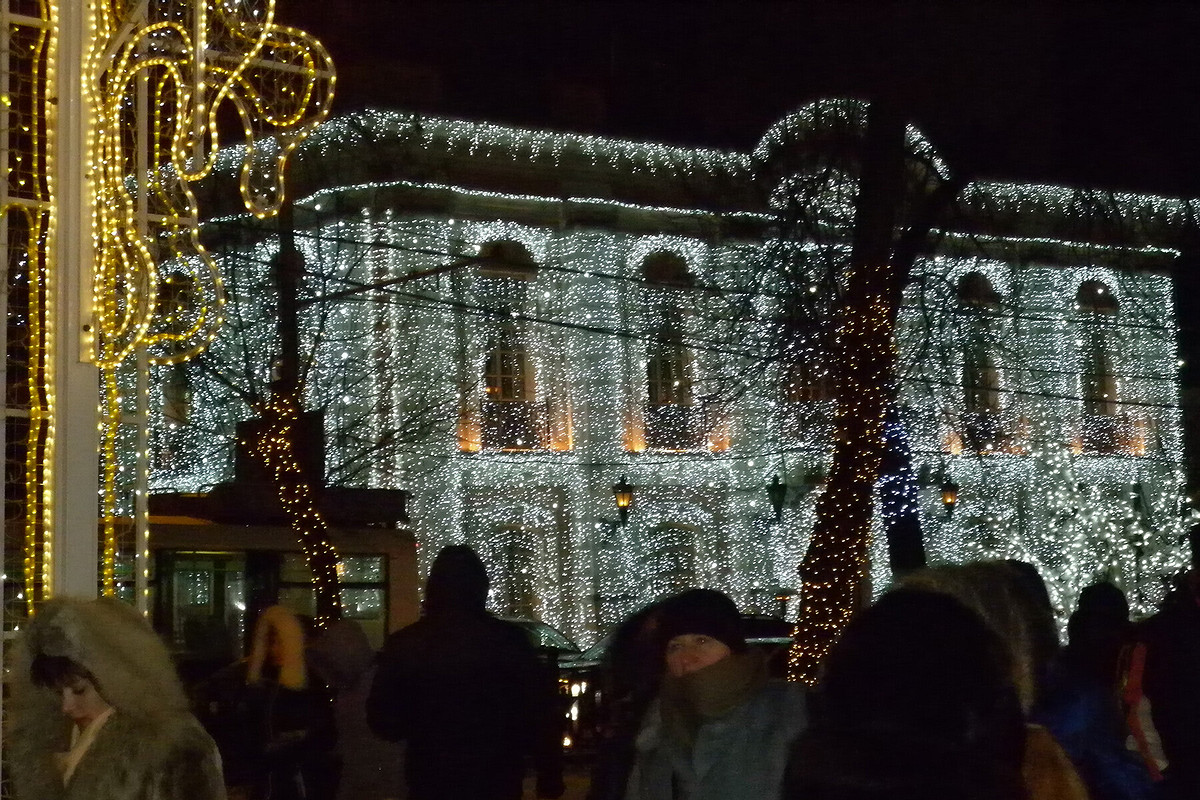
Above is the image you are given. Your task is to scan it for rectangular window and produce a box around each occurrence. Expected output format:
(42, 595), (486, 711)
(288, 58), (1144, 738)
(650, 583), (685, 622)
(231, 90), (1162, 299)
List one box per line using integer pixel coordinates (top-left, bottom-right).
(279, 553), (388, 648)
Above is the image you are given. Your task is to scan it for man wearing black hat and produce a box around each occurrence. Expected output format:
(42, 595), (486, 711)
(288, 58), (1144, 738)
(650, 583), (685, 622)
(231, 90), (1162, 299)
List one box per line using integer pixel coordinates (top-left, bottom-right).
(623, 588), (807, 800)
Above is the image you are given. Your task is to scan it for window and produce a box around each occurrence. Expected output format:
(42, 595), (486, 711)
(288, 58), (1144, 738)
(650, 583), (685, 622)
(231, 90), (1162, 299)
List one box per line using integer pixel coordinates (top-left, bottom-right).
(278, 554), (387, 647)
(476, 240), (538, 281)
(1078, 280), (1118, 419)
(484, 325), (530, 402)
(647, 339), (691, 406)
(644, 526), (697, 600)
(957, 272), (1002, 415)
(491, 526), (538, 618)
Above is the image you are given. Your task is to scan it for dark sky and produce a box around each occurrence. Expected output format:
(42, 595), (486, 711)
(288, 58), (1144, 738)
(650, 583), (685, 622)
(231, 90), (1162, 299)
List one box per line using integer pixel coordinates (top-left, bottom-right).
(279, 1), (1200, 198)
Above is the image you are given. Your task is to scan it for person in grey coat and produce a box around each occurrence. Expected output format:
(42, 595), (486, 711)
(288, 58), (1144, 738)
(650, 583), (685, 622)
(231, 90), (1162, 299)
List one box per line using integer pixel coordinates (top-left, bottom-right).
(308, 618), (405, 800)
(7, 596), (226, 800)
(623, 589), (807, 800)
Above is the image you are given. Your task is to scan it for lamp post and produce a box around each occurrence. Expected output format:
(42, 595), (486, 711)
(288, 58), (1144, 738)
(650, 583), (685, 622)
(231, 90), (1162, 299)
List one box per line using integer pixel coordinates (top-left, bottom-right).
(612, 475), (634, 526)
(767, 474), (788, 522)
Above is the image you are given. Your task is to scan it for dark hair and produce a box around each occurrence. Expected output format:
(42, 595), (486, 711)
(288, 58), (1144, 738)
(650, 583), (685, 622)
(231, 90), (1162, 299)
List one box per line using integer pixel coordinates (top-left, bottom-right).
(785, 589), (1027, 800)
(1064, 581), (1130, 683)
(425, 545), (490, 615)
(30, 654), (97, 690)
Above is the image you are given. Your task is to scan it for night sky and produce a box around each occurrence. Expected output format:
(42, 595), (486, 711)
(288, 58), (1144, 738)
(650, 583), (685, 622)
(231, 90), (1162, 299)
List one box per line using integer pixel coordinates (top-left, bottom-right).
(276, 0), (1200, 478)
(278, 0), (1200, 198)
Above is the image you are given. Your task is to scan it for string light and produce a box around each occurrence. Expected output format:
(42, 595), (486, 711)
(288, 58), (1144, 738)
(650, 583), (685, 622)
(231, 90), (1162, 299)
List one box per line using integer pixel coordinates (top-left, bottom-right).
(145, 102), (1189, 650)
(78, 0), (333, 597)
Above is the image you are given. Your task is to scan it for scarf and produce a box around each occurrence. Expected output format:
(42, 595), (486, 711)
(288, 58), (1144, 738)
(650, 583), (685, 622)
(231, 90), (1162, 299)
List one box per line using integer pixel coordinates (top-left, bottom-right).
(658, 648), (768, 750)
(55, 707), (115, 786)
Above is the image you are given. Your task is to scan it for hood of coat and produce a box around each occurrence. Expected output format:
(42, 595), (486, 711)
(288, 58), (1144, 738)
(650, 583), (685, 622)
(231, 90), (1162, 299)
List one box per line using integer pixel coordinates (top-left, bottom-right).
(424, 545), (490, 617)
(11, 596), (189, 718)
(7, 597), (196, 800)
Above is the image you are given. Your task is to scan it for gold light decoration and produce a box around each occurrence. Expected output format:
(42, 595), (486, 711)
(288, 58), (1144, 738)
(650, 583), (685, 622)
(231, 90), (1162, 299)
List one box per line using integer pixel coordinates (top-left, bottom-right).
(78, 1), (332, 598)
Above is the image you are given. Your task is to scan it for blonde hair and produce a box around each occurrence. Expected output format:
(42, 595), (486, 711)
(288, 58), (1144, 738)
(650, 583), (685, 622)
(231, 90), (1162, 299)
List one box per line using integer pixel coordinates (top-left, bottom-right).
(247, 605), (307, 689)
(900, 561), (1054, 714)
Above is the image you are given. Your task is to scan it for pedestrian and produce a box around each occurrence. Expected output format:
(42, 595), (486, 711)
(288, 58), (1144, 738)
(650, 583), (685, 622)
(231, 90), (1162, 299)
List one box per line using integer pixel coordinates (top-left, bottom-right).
(622, 588), (806, 800)
(1034, 581), (1154, 800)
(367, 545), (564, 800)
(586, 600), (670, 800)
(901, 560), (1088, 800)
(1141, 541), (1200, 800)
(308, 618), (405, 800)
(784, 588), (1028, 800)
(242, 605), (338, 800)
(7, 596), (227, 800)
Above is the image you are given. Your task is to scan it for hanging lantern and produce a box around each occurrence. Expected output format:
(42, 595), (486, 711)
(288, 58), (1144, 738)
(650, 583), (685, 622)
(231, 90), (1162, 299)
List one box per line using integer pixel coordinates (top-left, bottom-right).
(612, 475), (634, 526)
(942, 479), (959, 515)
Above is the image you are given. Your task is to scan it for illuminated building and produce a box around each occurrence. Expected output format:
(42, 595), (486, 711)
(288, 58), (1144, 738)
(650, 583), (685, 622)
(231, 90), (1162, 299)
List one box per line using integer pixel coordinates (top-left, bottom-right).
(155, 99), (1192, 643)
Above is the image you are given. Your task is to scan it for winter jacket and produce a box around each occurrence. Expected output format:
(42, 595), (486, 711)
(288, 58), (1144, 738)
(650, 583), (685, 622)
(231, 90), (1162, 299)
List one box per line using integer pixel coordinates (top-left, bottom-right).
(623, 681), (806, 800)
(368, 611), (556, 800)
(1034, 667), (1153, 800)
(7, 597), (226, 800)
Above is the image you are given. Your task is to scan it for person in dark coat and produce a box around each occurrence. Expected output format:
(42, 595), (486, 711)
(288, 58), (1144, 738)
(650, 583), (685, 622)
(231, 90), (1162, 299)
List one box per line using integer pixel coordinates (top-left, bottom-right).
(586, 600), (670, 800)
(1142, 563), (1200, 800)
(785, 589), (1028, 800)
(367, 545), (563, 800)
(1034, 582), (1154, 800)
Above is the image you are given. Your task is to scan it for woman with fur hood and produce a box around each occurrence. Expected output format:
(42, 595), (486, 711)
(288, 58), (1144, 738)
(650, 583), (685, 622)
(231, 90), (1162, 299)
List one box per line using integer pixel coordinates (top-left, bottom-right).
(7, 596), (226, 800)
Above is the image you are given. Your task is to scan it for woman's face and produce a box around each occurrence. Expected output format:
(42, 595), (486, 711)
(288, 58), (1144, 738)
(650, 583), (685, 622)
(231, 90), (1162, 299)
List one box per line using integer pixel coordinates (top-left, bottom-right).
(665, 633), (732, 677)
(59, 676), (111, 729)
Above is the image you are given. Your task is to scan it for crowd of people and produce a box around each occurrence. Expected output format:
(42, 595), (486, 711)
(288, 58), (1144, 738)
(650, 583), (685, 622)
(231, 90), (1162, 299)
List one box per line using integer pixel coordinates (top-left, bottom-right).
(7, 540), (1200, 800)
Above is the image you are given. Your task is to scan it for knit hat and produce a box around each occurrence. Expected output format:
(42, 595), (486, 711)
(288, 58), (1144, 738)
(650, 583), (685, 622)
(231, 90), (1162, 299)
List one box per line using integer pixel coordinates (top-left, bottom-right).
(657, 589), (747, 653)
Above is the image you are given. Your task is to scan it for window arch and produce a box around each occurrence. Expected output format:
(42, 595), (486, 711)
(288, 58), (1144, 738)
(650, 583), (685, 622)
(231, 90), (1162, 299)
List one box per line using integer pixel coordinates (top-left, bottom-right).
(956, 271), (1001, 311)
(642, 251), (693, 289)
(476, 239), (538, 281)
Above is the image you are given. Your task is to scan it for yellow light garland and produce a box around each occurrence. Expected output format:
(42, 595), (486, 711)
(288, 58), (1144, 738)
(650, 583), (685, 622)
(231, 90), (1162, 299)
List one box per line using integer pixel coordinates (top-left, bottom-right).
(13, 0), (337, 599)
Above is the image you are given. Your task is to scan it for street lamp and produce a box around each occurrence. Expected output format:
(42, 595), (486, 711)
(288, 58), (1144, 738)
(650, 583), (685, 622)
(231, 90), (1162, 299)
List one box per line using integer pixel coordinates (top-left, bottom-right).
(612, 475), (634, 526)
(767, 474), (787, 522)
(941, 479), (959, 516)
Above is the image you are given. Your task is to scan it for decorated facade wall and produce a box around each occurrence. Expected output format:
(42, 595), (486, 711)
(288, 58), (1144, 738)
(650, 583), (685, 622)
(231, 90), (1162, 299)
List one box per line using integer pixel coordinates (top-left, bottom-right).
(150, 101), (1192, 644)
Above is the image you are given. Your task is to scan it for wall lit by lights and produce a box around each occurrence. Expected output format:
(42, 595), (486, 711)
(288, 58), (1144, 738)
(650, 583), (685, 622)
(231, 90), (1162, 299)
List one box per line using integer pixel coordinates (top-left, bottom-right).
(148, 102), (1192, 644)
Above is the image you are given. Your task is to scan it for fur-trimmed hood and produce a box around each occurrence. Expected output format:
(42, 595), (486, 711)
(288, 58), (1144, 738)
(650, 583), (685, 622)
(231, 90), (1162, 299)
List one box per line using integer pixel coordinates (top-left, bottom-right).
(7, 597), (225, 800)
(10, 596), (189, 718)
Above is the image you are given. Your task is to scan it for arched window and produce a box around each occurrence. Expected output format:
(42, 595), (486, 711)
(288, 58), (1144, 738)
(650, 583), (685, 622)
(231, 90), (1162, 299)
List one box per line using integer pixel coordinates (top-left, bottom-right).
(481, 322), (546, 450)
(1077, 280), (1118, 418)
(476, 240), (538, 281)
(642, 251), (693, 289)
(484, 322), (530, 402)
(957, 272), (1001, 415)
(644, 525), (697, 600)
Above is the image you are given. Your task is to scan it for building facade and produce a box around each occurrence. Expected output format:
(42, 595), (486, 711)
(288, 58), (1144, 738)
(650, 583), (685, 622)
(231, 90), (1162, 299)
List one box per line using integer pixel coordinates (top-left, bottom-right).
(152, 99), (1193, 644)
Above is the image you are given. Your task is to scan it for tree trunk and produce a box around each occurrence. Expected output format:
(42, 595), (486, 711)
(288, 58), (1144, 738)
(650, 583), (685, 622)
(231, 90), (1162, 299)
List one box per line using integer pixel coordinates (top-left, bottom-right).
(790, 99), (907, 684)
